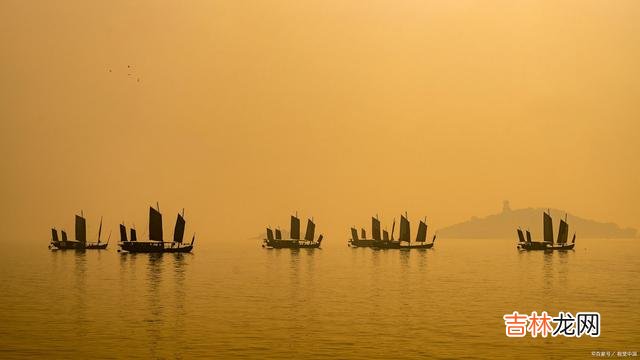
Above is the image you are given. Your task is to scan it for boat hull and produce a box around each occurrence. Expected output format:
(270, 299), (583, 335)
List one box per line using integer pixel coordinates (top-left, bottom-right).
(401, 242), (434, 249)
(50, 241), (107, 250)
(348, 239), (378, 247)
(547, 243), (575, 251)
(373, 241), (435, 249)
(164, 244), (194, 253)
(119, 241), (193, 253)
(85, 242), (108, 250)
(374, 241), (403, 249)
(518, 242), (574, 251)
(263, 239), (321, 249)
(50, 241), (83, 250)
(518, 241), (549, 251)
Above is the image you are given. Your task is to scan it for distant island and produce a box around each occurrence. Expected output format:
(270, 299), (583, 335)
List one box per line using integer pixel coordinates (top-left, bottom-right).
(438, 201), (637, 239)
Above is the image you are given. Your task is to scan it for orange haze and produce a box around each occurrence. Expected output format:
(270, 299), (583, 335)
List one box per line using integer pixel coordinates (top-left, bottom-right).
(1, 0), (639, 244)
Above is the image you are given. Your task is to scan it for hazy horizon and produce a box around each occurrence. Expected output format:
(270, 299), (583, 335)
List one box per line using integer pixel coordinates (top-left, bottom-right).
(2, 0), (639, 245)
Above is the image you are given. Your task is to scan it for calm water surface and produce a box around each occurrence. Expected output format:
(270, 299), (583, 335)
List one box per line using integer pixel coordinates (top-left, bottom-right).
(0, 239), (638, 359)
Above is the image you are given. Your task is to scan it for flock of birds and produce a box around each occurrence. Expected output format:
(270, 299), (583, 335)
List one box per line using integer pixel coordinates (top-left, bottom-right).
(108, 65), (141, 83)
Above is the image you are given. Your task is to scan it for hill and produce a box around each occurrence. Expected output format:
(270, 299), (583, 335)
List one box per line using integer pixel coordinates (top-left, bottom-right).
(438, 201), (637, 239)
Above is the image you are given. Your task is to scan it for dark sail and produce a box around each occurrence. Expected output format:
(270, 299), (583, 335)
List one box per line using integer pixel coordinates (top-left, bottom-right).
(361, 228), (366, 239)
(543, 212), (554, 244)
(266, 228), (274, 241)
(351, 227), (359, 241)
(119, 224), (128, 242)
(517, 229), (525, 243)
(383, 230), (389, 241)
(398, 217), (405, 242)
(526, 230), (532, 243)
(304, 219), (316, 241)
(557, 219), (569, 244)
(51, 228), (59, 242)
(372, 217), (381, 241)
(173, 213), (186, 243)
(97, 217), (103, 243)
(61, 230), (68, 242)
(75, 215), (87, 243)
(391, 219), (396, 240)
(275, 229), (282, 240)
(149, 207), (163, 242)
(416, 220), (427, 242)
(130, 228), (137, 241)
(400, 215), (410, 242)
(290, 215), (300, 240)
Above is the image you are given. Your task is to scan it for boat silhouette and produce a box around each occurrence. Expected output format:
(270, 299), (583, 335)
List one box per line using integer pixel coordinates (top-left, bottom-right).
(350, 213), (436, 249)
(119, 204), (195, 253)
(348, 215), (387, 247)
(263, 213), (323, 249)
(517, 211), (576, 251)
(49, 212), (109, 250)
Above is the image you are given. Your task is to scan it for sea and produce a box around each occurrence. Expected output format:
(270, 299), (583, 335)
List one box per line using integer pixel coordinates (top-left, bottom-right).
(0, 238), (638, 359)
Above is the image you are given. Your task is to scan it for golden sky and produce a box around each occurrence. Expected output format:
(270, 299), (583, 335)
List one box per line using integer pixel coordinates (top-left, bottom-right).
(1, 0), (638, 243)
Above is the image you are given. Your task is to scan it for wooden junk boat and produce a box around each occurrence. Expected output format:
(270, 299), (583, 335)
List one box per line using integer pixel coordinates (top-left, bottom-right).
(119, 204), (195, 253)
(50, 212), (109, 250)
(348, 215), (390, 247)
(517, 211), (576, 251)
(349, 213), (436, 249)
(263, 213), (323, 249)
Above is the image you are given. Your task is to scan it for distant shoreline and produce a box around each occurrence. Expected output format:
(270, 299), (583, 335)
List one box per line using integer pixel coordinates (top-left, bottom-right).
(436, 202), (637, 240)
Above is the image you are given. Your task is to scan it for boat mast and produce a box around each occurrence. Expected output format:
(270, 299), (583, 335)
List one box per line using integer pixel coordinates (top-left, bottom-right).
(173, 211), (186, 244)
(391, 218), (396, 241)
(149, 204), (164, 242)
(97, 216), (103, 243)
(51, 228), (59, 243)
(351, 227), (359, 242)
(372, 215), (381, 241)
(399, 212), (410, 245)
(557, 213), (569, 244)
(120, 223), (128, 242)
(304, 218), (316, 242)
(409, 212), (412, 244)
(290, 212), (300, 240)
(416, 217), (427, 242)
(75, 211), (87, 244)
(543, 210), (554, 245)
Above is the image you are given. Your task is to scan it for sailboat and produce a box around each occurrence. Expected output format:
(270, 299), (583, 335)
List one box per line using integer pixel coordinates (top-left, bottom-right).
(516, 227), (547, 250)
(348, 215), (383, 247)
(50, 227), (80, 250)
(263, 213), (323, 249)
(49, 212), (109, 250)
(119, 204), (195, 253)
(517, 211), (576, 251)
(85, 216), (109, 249)
(374, 213), (436, 249)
